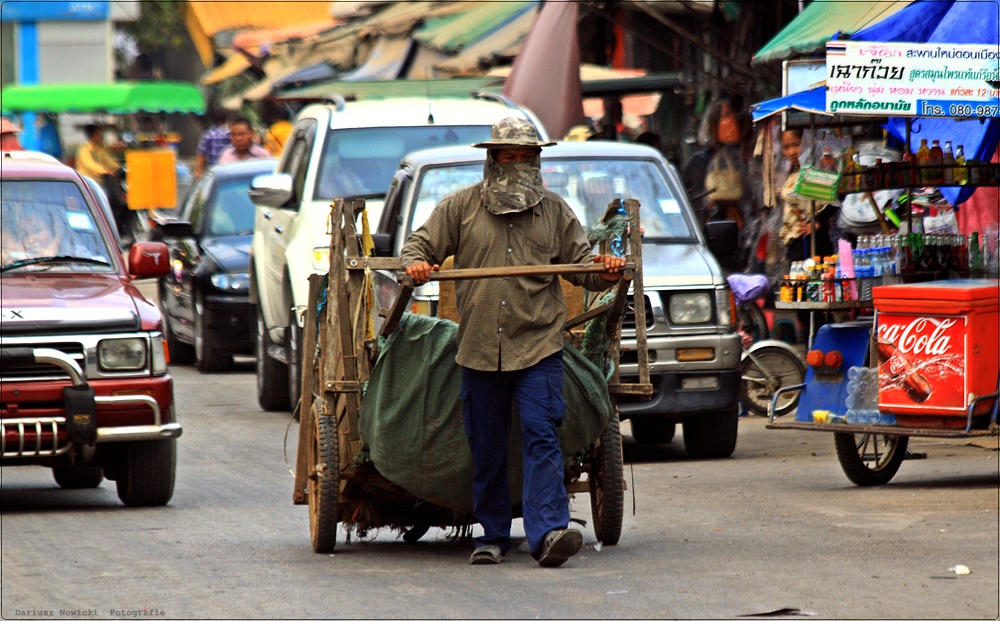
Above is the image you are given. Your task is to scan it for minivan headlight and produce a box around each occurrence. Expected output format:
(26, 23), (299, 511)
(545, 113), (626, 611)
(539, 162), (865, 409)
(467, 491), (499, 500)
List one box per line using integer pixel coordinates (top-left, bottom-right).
(98, 338), (147, 371)
(669, 293), (712, 324)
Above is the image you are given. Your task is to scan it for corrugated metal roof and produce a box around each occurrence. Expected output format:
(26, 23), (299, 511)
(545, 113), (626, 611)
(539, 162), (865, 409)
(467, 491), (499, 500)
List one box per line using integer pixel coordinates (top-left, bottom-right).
(414, 1), (537, 53)
(187, 1), (334, 37)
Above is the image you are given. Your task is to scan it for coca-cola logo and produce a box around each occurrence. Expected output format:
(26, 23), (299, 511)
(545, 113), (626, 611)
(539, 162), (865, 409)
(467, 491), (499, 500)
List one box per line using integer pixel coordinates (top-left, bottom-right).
(878, 317), (958, 356)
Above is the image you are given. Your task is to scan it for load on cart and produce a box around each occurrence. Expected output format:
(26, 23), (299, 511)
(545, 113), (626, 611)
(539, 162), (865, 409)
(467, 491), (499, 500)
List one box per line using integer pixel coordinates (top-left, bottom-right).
(756, 34), (1000, 486)
(291, 196), (652, 553)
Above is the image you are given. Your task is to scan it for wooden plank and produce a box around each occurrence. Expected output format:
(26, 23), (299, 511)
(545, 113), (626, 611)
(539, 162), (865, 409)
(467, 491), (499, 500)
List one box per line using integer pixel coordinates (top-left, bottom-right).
(292, 274), (323, 505)
(347, 259), (634, 281)
(325, 380), (361, 393)
(563, 301), (613, 331)
(624, 199), (651, 390)
(378, 284), (413, 337)
(608, 383), (654, 396)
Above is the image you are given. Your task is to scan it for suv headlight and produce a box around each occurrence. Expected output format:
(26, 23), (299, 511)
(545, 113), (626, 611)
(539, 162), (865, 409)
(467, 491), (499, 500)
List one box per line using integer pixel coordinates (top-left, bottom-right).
(669, 292), (712, 324)
(210, 272), (250, 291)
(98, 338), (147, 371)
(312, 247), (330, 272)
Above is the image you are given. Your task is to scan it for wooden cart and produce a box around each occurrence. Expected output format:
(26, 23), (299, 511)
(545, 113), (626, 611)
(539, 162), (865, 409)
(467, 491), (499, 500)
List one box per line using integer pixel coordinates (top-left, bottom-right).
(292, 197), (652, 553)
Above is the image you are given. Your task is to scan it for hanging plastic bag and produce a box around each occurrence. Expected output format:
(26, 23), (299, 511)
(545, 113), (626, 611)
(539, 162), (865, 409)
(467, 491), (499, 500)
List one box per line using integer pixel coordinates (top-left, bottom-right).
(704, 149), (744, 202)
(717, 102), (741, 145)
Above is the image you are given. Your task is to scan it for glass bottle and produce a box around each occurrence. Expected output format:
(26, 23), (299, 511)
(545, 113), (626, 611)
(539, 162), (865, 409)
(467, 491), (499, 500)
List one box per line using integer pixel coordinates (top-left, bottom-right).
(953, 145), (967, 185)
(942, 141), (955, 185)
(928, 140), (944, 185)
(916, 139), (931, 184)
(902, 147), (918, 187)
(969, 232), (986, 278)
(820, 147), (838, 172)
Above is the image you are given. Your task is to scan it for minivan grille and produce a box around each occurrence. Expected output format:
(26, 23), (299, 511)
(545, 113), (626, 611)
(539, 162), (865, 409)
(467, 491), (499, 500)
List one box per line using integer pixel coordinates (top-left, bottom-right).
(0, 344), (85, 380)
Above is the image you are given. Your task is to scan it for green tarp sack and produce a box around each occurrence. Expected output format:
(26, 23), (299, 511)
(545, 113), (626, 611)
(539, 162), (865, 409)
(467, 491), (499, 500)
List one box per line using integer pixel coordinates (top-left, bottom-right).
(359, 313), (614, 512)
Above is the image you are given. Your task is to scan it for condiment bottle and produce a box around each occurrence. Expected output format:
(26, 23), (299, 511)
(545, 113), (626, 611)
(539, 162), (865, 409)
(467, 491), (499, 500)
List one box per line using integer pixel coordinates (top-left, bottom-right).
(942, 141), (955, 185)
(953, 145), (967, 185)
(928, 139), (944, 184)
(916, 139), (931, 184)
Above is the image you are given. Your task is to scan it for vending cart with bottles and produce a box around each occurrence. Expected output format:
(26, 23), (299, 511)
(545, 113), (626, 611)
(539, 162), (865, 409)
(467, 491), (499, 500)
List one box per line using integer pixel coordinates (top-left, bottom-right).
(764, 39), (1000, 486)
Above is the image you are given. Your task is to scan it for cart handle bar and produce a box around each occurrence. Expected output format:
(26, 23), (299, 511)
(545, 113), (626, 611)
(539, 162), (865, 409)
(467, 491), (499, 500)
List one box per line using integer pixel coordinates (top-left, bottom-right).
(421, 262), (634, 282)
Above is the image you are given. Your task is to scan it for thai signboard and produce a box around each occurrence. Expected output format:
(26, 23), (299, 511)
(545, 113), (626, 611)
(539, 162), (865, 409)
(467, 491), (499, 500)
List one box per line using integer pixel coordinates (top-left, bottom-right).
(826, 41), (1000, 118)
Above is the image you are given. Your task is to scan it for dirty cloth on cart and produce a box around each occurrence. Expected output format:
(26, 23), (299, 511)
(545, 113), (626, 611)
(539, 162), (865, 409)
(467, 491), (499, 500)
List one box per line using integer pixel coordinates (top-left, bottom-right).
(359, 312), (613, 512)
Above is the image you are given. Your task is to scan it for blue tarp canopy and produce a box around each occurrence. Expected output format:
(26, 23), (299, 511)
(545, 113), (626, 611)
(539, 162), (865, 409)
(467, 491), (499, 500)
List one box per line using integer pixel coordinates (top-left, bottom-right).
(750, 87), (830, 122)
(851, 0), (1000, 205)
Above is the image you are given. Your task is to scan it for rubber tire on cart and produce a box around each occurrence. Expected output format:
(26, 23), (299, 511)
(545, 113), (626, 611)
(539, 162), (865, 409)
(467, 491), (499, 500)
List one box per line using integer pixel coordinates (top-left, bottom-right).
(834, 432), (909, 486)
(255, 302), (290, 411)
(682, 407), (739, 458)
(309, 397), (339, 553)
(739, 345), (806, 417)
(629, 417), (675, 444)
(195, 293), (233, 373)
(115, 439), (176, 507)
(287, 307), (303, 416)
(589, 412), (625, 546)
(52, 464), (104, 489)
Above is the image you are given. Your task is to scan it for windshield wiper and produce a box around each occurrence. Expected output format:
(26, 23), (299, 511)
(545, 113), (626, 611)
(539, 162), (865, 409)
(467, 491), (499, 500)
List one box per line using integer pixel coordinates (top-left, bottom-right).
(1, 256), (112, 273)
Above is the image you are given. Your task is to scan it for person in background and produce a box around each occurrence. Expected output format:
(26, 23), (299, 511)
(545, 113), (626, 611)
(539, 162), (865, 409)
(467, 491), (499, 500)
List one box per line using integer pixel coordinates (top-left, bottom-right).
(75, 124), (120, 181)
(401, 117), (625, 568)
(634, 131), (663, 153)
(216, 117), (271, 165)
(38, 113), (62, 160)
(264, 107), (293, 157)
(1, 118), (24, 151)
(194, 108), (231, 178)
(778, 128), (835, 264)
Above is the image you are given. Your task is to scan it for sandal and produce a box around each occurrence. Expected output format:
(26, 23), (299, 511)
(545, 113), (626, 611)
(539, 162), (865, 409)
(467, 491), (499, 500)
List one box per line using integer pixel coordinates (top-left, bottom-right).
(536, 529), (583, 568)
(469, 545), (503, 565)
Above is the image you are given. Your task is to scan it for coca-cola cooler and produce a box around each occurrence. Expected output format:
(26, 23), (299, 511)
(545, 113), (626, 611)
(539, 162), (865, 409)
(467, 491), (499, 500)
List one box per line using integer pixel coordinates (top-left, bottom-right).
(872, 280), (999, 428)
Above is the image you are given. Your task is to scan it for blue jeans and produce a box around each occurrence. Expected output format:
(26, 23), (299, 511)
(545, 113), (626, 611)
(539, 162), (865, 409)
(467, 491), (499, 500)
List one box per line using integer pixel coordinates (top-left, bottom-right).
(460, 352), (568, 556)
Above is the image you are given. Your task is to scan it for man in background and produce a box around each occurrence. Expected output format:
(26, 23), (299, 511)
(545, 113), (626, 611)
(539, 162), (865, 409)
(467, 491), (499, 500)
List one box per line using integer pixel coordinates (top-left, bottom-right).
(216, 118), (271, 165)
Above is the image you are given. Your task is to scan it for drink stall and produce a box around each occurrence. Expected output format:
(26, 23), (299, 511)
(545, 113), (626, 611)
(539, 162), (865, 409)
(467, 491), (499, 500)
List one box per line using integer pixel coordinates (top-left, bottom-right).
(762, 39), (1000, 486)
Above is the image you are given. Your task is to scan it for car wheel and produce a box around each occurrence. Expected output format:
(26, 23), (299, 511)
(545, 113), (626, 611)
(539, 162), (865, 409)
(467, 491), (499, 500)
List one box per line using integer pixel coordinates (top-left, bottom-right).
(52, 464), (104, 489)
(255, 302), (290, 411)
(114, 440), (176, 507)
(288, 307), (303, 417)
(682, 407), (739, 459)
(160, 286), (193, 365)
(629, 417), (675, 444)
(194, 292), (233, 373)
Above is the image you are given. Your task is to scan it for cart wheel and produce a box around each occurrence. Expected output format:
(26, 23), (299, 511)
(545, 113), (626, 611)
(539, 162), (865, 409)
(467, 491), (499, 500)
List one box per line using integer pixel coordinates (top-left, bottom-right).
(739, 345), (805, 417)
(308, 398), (339, 553)
(589, 412), (625, 546)
(834, 432), (909, 486)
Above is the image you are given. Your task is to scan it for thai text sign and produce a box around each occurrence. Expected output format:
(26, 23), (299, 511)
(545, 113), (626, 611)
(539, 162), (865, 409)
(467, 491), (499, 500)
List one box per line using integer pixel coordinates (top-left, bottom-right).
(826, 41), (1000, 118)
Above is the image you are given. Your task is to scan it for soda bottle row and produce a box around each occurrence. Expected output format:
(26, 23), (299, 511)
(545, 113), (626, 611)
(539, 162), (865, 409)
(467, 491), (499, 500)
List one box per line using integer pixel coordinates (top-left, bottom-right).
(854, 232), (981, 276)
(834, 140), (1000, 193)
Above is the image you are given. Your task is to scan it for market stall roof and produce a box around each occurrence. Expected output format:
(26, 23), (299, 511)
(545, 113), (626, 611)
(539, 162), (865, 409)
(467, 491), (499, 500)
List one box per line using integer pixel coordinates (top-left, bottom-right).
(185, 1), (333, 38)
(413, 0), (537, 53)
(0, 81), (206, 115)
(753, 0), (913, 65)
(850, 0), (1000, 206)
(750, 87), (830, 122)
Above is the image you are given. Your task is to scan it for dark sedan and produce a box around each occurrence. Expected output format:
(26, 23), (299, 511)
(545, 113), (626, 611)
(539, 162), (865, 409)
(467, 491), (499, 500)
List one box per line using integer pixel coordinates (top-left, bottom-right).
(157, 159), (276, 372)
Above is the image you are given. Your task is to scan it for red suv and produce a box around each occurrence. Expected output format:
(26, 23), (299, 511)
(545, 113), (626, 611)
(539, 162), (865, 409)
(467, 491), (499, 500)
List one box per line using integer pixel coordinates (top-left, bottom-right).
(1, 156), (180, 506)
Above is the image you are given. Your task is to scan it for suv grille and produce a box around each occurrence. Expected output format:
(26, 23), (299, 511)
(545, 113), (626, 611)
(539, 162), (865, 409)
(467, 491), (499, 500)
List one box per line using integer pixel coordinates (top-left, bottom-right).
(622, 295), (654, 331)
(0, 344), (85, 380)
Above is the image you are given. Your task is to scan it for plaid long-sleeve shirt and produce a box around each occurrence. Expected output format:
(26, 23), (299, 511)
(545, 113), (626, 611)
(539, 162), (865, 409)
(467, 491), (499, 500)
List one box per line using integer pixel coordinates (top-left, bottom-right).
(401, 184), (613, 372)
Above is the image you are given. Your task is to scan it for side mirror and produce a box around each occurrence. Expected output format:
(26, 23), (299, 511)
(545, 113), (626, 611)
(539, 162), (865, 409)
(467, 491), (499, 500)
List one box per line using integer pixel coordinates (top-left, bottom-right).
(369, 233), (393, 257)
(127, 241), (171, 279)
(157, 220), (195, 239)
(248, 173), (294, 208)
(705, 220), (739, 265)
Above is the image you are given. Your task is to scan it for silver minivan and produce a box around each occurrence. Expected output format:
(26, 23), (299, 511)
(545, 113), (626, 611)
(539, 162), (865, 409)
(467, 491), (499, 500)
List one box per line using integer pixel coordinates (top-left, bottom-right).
(374, 141), (742, 458)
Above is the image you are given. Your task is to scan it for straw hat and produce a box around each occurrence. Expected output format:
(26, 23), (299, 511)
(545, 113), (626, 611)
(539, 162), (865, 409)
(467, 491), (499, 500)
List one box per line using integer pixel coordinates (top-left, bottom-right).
(473, 117), (554, 149)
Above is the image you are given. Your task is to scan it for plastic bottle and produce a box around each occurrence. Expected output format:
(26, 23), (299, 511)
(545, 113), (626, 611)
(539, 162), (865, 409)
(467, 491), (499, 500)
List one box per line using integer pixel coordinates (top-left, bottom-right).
(942, 141), (955, 185)
(953, 145), (967, 185)
(916, 139), (931, 184)
(928, 139), (944, 184)
(819, 147), (838, 172)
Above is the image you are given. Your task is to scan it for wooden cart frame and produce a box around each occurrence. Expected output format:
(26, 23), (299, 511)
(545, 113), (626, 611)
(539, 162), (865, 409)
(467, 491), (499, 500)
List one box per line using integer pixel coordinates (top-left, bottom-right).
(292, 197), (652, 553)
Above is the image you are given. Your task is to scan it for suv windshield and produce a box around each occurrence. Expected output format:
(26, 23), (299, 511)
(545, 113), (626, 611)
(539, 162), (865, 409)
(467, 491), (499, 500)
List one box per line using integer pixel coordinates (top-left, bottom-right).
(314, 126), (493, 200)
(409, 158), (697, 240)
(208, 177), (257, 236)
(1, 180), (114, 271)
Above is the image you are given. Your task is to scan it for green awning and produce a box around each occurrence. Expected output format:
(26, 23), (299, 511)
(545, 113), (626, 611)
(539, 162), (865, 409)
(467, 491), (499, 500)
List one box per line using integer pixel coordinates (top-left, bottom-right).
(0, 81), (206, 114)
(276, 77), (506, 101)
(413, 0), (537, 53)
(753, 1), (914, 65)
